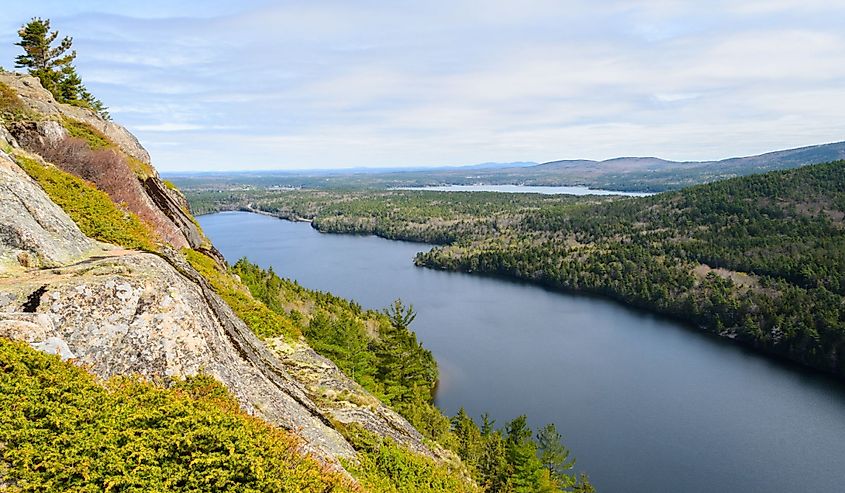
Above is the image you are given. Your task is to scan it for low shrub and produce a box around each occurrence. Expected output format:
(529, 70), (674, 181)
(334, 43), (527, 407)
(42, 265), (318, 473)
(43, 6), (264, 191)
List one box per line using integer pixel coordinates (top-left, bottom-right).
(15, 154), (158, 251)
(0, 81), (35, 122)
(0, 339), (354, 492)
(60, 117), (156, 178)
(183, 249), (301, 339)
(341, 425), (478, 493)
(60, 117), (110, 149)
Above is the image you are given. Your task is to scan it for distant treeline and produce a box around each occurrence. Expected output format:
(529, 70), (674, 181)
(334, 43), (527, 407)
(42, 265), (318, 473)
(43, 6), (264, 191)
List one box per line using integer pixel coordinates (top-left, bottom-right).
(185, 161), (845, 378)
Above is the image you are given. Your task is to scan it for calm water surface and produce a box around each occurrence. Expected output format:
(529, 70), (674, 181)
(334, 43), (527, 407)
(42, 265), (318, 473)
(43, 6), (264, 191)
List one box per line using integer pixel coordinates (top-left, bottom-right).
(395, 184), (655, 196)
(200, 211), (845, 493)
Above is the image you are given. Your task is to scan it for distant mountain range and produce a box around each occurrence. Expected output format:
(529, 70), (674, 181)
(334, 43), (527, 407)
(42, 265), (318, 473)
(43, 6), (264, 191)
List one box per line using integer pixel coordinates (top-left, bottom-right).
(480, 141), (845, 191)
(167, 141), (845, 192)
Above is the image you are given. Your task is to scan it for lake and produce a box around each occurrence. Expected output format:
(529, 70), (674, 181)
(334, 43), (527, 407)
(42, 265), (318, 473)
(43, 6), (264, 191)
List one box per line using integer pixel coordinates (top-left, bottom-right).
(199, 211), (845, 493)
(395, 184), (655, 196)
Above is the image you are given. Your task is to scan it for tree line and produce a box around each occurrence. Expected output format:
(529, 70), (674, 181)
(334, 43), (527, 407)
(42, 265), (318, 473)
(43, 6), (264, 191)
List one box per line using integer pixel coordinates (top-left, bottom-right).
(186, 161), (845, 377)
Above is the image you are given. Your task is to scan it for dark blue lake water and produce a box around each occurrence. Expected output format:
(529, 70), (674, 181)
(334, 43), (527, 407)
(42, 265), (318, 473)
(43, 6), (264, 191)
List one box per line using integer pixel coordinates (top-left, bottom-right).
(200, 211), (845, 493)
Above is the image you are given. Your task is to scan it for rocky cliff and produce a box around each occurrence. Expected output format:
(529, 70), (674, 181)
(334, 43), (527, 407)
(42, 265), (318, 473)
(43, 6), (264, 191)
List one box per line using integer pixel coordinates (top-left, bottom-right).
(0, 73), (448, 481)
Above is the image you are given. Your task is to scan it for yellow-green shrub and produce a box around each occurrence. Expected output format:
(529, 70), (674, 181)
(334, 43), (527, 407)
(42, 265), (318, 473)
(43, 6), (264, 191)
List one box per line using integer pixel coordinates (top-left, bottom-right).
(60, 117), (156, 178)
(61, 117), (111, 149)
(183, 249), (300, 339)
(0, 81), (35, 122)
(0, 339), (355, 492)
(342, 425), (478, 493)
(15, 154), (158, 251)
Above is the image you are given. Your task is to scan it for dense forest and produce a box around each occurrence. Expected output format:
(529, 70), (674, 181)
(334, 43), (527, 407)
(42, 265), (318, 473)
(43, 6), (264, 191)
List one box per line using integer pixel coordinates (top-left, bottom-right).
(185, 188), (609, 243)
(184, 161), (845, 378)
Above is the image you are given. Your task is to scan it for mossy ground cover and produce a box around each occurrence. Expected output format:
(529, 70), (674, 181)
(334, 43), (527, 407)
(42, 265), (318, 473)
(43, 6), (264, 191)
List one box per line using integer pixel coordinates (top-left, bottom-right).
(0, 81), (36, 122)
(183, 249), (301, 339)
(15, 154), (158, 251)
(0, 339), (355, 492)
(341, 425), (478, 493)
(60, 117), (156, 178)
(61, 117), (111, 150)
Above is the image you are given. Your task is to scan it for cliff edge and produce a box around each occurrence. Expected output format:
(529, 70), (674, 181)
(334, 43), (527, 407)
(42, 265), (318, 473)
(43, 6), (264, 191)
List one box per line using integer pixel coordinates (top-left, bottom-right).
(0, 72), (459, 485)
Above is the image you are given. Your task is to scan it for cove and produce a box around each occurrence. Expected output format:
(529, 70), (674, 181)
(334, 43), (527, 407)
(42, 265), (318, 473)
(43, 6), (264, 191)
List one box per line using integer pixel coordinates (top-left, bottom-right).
(199, 211), (845, 493)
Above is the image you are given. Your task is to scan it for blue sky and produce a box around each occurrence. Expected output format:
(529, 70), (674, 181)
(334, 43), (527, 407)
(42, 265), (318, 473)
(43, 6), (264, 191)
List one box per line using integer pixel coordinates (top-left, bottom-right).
(1, 1), (843, 171)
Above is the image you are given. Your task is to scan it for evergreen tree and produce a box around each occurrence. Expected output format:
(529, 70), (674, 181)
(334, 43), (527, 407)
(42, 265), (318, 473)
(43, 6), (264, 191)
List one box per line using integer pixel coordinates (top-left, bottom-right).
(477, 428), (508, 492)
(536, 423), (576, 486)
(504, 416), (543, 493)
(14, 17), (75, 95)
(56, 64), (85, 103)
(384, 298), (416, 329)
(14, 17), (109, 119)
(451, 408), (483, 469)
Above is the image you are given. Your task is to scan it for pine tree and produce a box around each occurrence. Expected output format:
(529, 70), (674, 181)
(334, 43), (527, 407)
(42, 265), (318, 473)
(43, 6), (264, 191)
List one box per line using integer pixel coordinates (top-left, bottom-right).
(478, 429), (508, 492)
(14, 17), (109, 119)
(56, 65), (85, 103)
(536, 423), (576, 485)
(384, 298), (416, 329)
(451, 408), (483, 468)
(15, 17), (75, 95)
(504, 416), (543, 493)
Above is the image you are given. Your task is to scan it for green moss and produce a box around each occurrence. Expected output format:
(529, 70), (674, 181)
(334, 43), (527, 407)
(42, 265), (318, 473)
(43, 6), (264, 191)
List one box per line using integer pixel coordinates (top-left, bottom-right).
(60, 116), (156, 179)
(183, 249), (301, 339)
(126, 153), (156, 179)
(0, 339), (355, 492)
(60, 117), (111, 150)
(15, 154), (158, 251)
(0, 81), (36, 123)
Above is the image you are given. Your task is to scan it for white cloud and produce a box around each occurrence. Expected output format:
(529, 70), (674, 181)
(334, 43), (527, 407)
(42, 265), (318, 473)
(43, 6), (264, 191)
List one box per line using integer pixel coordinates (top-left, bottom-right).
(2, 0), (843, 171)
(133, 123), (206, 132)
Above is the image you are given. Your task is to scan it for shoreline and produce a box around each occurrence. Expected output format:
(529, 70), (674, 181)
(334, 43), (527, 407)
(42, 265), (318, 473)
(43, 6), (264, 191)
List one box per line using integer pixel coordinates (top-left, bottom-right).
(199, 208), (844, 382)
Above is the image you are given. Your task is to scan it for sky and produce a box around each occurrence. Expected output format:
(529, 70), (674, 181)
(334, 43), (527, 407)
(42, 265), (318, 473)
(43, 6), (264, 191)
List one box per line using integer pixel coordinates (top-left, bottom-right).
(1, 1), (843, 172)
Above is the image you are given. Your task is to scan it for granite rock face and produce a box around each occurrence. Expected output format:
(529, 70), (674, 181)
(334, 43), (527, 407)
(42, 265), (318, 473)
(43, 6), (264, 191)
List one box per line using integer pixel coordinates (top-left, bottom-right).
(0, 250), (355, 464)
(0, 71), (442, 472)
(272, 338), (442, 460)
(0, 124), (19, 148)
(0, 73), (150, 164)
(0, 150), (97, 272)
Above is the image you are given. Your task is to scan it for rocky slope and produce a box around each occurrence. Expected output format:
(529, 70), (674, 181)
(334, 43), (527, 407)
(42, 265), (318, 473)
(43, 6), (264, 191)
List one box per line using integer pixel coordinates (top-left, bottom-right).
(0, 74), (446, 479)
(1, 72), (210, 254)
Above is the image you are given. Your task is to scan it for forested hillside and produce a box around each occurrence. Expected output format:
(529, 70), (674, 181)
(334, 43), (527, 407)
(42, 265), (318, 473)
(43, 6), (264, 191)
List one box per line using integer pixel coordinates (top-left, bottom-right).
(186, 161), (845, 377)
(419, 161), (845, 376)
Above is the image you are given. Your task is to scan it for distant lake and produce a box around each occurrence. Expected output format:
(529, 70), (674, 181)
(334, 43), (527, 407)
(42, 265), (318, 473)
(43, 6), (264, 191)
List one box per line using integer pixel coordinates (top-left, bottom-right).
(200, 211), (845, 493)
(395, 184), (655, 196)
